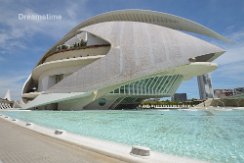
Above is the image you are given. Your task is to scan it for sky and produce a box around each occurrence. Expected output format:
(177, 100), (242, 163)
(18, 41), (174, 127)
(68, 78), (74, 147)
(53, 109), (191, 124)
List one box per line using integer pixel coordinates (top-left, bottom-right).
(0, 0), (244, 100)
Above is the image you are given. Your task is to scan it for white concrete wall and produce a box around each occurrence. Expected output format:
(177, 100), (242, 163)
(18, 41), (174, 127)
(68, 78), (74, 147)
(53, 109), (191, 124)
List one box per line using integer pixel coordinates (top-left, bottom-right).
(86, 33), (108, 46)
(48, 21), (224, 95)
(37, 64), (79, 91)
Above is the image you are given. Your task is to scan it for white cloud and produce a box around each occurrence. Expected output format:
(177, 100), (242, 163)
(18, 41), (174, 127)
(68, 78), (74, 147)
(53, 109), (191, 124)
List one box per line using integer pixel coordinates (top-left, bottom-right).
(0, 71), (29, 100)
(215, 45), (244, 65)
(215, 28), (244, 72)
(0, 0), (90, 53)
(212, 28), (244, 89)
(214, 62), (244, 79)
(212, 62), (244, 89)
(65, 2), (80, 19)
(228, 29), (244, 43)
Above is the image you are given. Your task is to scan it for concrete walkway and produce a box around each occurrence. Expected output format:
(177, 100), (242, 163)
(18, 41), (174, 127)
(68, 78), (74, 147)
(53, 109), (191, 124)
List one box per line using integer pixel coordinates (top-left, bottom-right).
(0, 118), (125, 163)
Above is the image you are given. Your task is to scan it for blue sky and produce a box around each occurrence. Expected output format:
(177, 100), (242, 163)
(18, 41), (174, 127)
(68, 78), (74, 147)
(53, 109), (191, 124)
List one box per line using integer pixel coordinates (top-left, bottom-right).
(0, 0), (244, 100)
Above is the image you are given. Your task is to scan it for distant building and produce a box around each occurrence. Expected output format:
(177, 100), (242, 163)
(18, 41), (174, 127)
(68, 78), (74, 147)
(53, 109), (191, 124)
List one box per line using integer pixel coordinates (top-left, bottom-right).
(172, 93), (187, 102)
(234, 87), (244, 95)
(197, 74), (214, 99)
(214, 89), (234, 98)
(214, 87), (244, 98)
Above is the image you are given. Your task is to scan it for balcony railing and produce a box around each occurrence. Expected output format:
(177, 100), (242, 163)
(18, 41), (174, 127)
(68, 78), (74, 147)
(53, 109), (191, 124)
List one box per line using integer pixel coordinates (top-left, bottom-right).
(40, 44), (110, 64)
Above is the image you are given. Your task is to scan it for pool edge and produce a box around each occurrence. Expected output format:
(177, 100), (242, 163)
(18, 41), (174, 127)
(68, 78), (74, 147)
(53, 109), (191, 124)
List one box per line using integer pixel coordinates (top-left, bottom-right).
(0, 114), (207, 163)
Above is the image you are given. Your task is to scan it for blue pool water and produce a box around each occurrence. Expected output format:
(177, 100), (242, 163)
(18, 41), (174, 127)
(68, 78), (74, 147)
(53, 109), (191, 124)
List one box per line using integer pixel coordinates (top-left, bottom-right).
(1, 108), (244, 162)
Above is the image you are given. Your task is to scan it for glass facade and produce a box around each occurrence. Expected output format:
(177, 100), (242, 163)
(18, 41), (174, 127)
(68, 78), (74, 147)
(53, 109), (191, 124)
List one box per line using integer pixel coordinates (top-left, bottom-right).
(111, 75), (183, 96)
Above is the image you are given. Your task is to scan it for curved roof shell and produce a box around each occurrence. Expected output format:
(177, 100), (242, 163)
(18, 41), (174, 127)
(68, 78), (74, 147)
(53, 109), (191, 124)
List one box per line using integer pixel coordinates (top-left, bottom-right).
(38, 10), (228, 65)
(75, 10), (227, 41)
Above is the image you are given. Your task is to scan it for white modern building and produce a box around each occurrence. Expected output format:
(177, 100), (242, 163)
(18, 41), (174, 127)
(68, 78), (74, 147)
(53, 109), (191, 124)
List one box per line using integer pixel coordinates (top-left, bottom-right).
(22, 10), (227, 110)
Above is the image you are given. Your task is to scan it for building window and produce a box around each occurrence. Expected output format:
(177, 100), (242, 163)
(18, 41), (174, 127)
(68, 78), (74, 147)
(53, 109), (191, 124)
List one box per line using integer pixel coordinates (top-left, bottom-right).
(55, 74), (63, 83)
